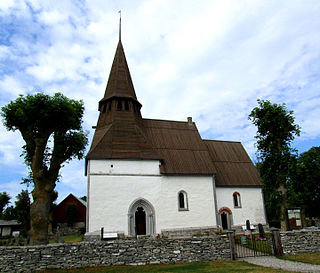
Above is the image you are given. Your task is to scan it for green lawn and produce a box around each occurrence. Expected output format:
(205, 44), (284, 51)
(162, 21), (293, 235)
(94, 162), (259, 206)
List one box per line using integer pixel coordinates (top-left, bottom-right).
(235, 234), (273, 255)
(48, 234), (83, 243)
(0, 234), (83, 246)
(280, 252), (320, 265)
(37, 260), (293, 273)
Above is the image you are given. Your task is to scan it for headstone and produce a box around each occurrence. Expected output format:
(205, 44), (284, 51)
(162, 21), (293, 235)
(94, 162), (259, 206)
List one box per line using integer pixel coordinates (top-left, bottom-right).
(246, 220), (251, 230)
(12, 231), (20, 237)
(258, 223), (266, 238)
(18, 235), (23, 246)
(61, 238), (65, 243)
(55, 226), (60, 243)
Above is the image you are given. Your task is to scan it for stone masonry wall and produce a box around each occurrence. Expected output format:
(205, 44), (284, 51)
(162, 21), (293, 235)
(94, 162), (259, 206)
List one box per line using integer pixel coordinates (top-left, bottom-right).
(0, 235), (230, 272)
(281, 229), (320, 255)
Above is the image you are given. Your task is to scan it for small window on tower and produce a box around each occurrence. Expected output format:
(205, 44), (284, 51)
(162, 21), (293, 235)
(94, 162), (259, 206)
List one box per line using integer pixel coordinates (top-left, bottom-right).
(117, 100), (122, 110)
(108, 102), (112, 110)
(178, 190), (188, 211)
(124, 100), (129, 110)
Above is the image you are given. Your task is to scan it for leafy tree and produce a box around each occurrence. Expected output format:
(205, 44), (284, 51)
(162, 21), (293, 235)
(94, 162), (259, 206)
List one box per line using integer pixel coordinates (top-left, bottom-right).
(249, 99), (300, 230)
(2, 206), (17, 220)
(1, 93), (88, 244)
(0, 192), (10, 217)
(48, 190), (58, 234)
(66, 203), (78, 227)
(15, 190), (31, 237)
(289, 146), (320, 218)
(80, 196), (87, 202)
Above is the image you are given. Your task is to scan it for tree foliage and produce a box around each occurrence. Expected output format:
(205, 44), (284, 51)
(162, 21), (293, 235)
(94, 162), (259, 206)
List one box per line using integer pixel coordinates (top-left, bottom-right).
(1, 92), (88, 245)
(289, 146), (320, 218)
(15, 190), (31, 237)
(249, 99), (300, 230)
(0, 192), (10, 217)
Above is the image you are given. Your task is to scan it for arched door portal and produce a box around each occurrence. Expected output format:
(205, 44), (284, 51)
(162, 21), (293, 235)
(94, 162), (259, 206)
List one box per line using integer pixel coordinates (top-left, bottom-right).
(128, 198), (155, 236)
(135, 207), (146, 235)
(221, 211), (229, 229)
(218, 207), (233, 230)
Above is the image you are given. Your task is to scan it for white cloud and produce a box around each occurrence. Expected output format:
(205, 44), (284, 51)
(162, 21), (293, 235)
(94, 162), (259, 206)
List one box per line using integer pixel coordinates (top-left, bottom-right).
(0, 75), (27, 97)
(0, 0), (320, 198)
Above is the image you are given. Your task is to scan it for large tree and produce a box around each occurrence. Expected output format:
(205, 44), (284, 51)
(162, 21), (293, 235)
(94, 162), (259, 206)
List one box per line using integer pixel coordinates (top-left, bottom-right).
(289, 146), (320, 218)
(249, 99), (300, 230)
(15, 189), (31, 237)
(0, 192), (10, 217)
(1, 93), (88, 244)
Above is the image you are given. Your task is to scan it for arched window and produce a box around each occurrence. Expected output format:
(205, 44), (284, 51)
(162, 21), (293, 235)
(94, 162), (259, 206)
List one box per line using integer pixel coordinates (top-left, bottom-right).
(117, 100), (122, 110)
(124, 100), (129, 110)
(233, 192), (241, 208)
(178, 190), (188, 211)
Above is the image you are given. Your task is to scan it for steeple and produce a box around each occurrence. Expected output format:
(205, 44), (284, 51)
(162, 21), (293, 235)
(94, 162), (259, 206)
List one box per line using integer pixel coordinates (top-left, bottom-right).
(87, 26), (161, 161)
(96, 38), (142, 128)
(99, 40), (140, 109)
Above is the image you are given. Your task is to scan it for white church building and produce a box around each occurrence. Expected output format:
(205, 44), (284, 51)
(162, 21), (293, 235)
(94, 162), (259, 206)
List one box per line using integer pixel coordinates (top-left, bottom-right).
(85, 37), (266, 238)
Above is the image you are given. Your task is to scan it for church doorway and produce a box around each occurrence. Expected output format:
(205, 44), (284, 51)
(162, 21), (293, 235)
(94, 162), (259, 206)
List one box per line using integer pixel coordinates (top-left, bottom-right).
(218, 207), (233, 230)
(128, 198), (155, 236)
(135, 207), (146, 235)
(221, 211), (229, 230)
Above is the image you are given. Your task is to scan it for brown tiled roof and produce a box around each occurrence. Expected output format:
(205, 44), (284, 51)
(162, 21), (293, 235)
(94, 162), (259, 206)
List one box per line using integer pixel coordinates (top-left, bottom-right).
(87, 121), (161, 160)
(143, 119), (217, 175)
(87, 117), (262, 186)
(204, 140), (262, 186)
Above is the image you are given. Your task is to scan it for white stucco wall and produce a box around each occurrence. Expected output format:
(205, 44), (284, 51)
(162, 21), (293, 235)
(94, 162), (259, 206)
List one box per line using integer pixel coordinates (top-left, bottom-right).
(216, 187), (266, 227)
(87, 159), (217, 234)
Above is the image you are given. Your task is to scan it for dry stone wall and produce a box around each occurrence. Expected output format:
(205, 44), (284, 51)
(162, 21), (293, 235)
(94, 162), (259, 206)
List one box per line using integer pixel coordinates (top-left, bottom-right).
(0, 235), (230, 272)
(281, 229), (320, 255)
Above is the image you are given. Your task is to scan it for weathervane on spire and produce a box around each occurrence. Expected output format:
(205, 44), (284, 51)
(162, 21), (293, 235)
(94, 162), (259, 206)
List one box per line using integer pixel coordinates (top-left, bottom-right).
(118, 10), (121, 41)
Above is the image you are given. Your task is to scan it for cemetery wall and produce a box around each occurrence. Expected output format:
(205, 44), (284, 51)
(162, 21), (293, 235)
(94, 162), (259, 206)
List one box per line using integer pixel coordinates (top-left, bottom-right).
(281, 229), (320, 255)
(0, 235), (230, 272)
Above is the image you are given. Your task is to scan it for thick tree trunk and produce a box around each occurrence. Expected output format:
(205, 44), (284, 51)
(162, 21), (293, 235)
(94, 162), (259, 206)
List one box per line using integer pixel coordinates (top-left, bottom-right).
(30, 177), (55, 245)
(279, 183), (289, 231)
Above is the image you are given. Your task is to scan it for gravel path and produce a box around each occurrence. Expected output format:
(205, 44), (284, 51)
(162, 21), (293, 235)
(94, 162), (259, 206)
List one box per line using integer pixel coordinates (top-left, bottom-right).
(241, 256), (320, 272)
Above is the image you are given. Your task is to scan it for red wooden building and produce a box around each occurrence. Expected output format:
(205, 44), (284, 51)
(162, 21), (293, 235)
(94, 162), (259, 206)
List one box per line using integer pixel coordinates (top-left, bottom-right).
(53, 193), (86, 225)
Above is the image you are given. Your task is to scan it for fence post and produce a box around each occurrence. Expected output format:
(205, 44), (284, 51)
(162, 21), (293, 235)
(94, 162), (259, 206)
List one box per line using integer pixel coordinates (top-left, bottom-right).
(270, 228), (283, 256)
(227, 230), (236, 260)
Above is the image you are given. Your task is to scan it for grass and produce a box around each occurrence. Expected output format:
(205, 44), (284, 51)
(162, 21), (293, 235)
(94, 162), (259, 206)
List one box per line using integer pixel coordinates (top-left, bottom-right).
(37, 260), (293, 273)
(235, 233), (273, 255)
(48, 234), (83, 244)
(0, 234), (83, 246)
(280, 252), (320, 265)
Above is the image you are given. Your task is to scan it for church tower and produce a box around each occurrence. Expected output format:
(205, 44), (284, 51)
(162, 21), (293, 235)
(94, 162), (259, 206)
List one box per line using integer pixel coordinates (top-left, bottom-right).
(86, 38), (160, 160)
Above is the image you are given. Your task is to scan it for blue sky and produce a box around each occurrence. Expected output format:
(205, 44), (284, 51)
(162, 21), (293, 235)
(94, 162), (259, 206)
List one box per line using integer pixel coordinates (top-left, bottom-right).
(0, 0), (320, 203)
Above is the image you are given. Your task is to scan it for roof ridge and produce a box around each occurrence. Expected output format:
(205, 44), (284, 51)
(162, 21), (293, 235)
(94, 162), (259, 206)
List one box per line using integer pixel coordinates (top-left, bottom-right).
(204, 139), (241, 144)
(143, 118), (190, 124)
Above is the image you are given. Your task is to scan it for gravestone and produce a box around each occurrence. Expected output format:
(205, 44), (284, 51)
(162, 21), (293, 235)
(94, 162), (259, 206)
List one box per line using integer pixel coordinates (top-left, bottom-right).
(55, 227), (60, 243)
(246, 220), (251, 230)
(18, 235), (23, 246)
(258, 223), (266, 238)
